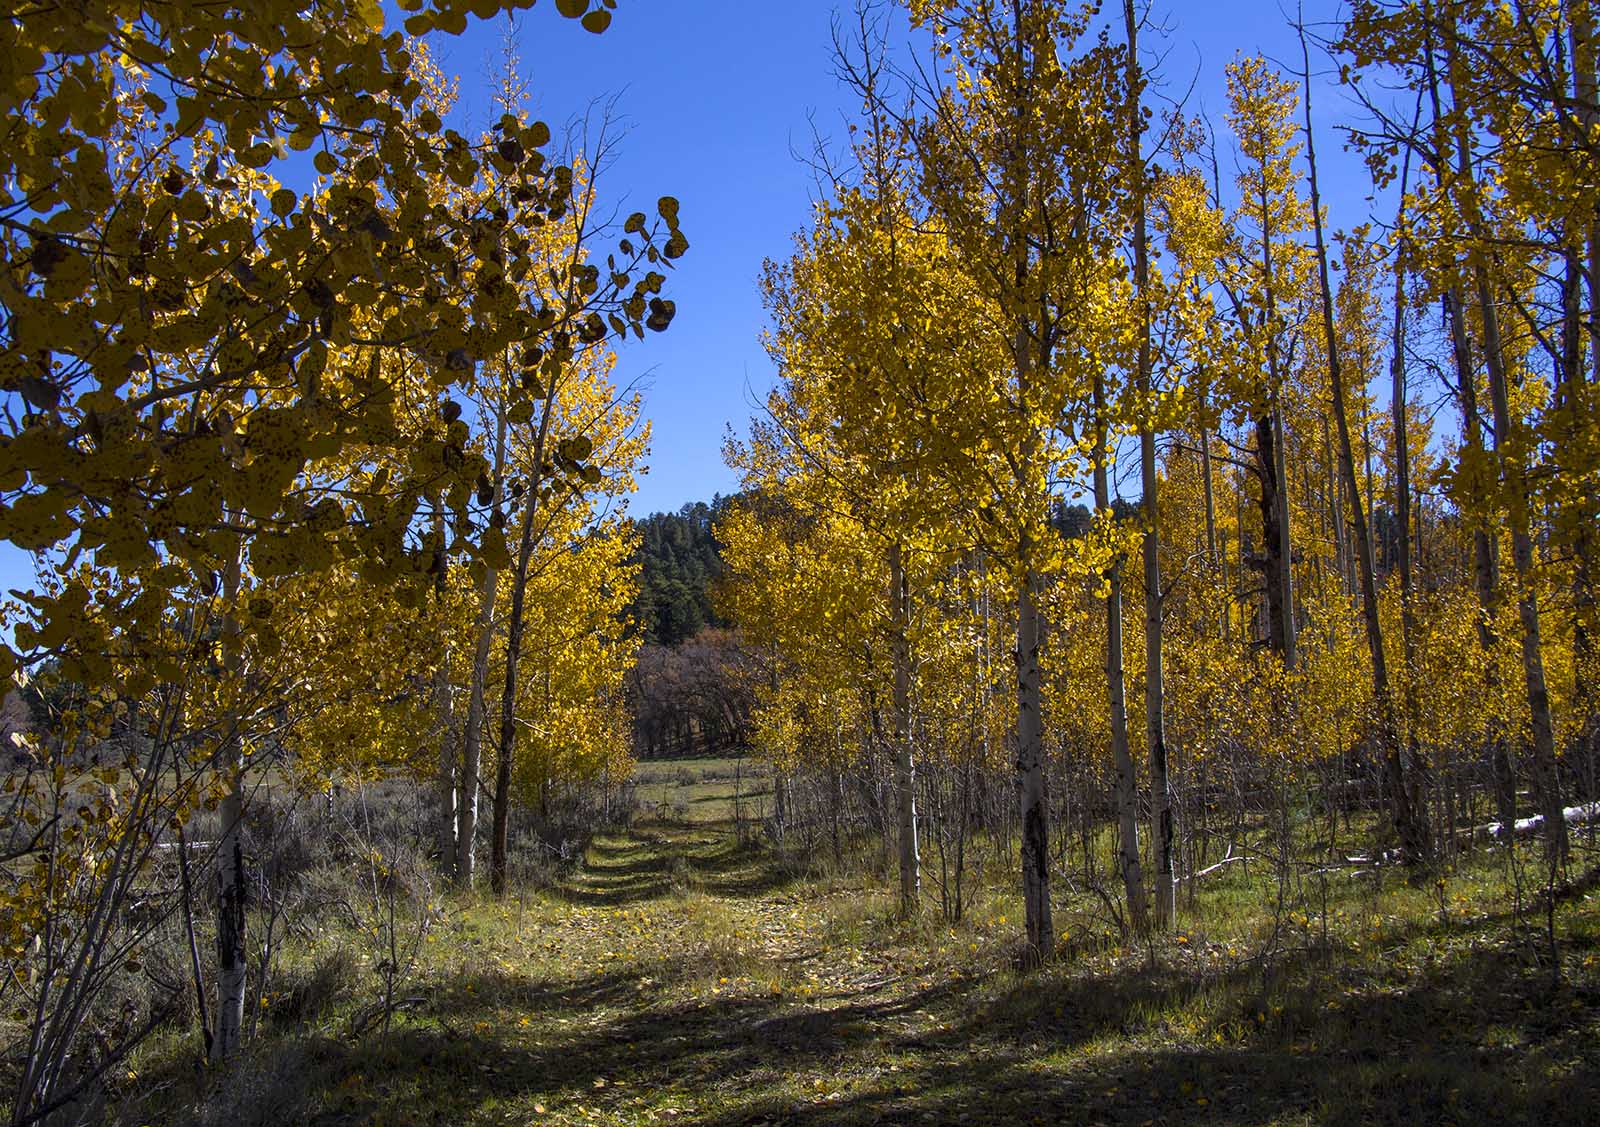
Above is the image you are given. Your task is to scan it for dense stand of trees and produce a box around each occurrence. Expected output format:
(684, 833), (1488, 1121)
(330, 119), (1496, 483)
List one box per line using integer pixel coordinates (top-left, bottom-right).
(625, 500), (756, 760)
(718, 0), (1600, 954)
(629, 500), (732, 646)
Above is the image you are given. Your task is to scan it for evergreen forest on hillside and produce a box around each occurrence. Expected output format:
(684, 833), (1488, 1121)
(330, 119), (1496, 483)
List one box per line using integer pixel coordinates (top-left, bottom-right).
(628, 500), (730, 647)
(3, 2), (1600, 1125)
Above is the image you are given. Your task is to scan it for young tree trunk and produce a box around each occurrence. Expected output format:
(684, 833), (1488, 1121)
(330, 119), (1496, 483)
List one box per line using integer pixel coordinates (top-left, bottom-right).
(1255, 409), (1295, 667)
(455, 408), (509, 888)
(1301, 29), (1428, 865)
(213, 550), (247, 1061)
(1571, 0), (1599, 708)
(1200, 423), (1223, 637)
(1478, 266), (1568, 862)
(1560, 246), (1596, 708)
(1387, 127), (1431, 849)
(889, 542), (920, 917)
(1443, 25), (1567, 860)
(491, 380), (562, 895)
(1324, 416), (1352, 597)
(1126, 0), (1174, 926)
(1095, 371), (1148, 933)
(1390, 208), (1425, 804)
(1016, 559), (1054, 963)
(1421, 2), (1564, 859)
(433, 505), (457, 871)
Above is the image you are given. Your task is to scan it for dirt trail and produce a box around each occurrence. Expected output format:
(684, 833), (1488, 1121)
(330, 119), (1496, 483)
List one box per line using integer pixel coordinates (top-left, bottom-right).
(229, 820), (1599, 1127)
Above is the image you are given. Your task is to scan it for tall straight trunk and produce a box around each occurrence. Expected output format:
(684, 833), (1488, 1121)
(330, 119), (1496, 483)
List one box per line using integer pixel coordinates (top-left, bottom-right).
(1273, 406), (1296, 660)
(1250, 141), (1298, 670)
(1125, 0), (1174, 926)
(1095, 372), (1147, 932)
(491, 378), (562, 894)
(1571, 1), (1599, 705)
(1421, 16), (1514, 831)
(1200, 423), (1225, 640)
(1255, 409), (1294, 665)
(1441, 19), (1566, 859)
(1474, 262), (1564, 842)
(1561, 247), (1596, 705)
(1479, 271), (1566, 860)
(213, 549), (247, 1061)
(1361, 416), (1376, 558)
(455, 408), (509, 887)
(1325, 416), (1352, 596)
(888, 541), (920, 917)
(1449, 286), (1516, 826)
(1301, 29), (1428, 865)
(433, 505), (456, 871)
(1014, 317), (1053, 964)
(1390, 183), (1423, 779)
(1016, 559), (1052, 962)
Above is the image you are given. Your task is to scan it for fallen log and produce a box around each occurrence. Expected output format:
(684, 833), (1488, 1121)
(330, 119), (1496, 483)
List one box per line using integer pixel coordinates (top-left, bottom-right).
(1478, 801), (1600, 843)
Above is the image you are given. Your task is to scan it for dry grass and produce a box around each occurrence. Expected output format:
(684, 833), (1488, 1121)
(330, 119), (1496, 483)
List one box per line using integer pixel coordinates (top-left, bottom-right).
(632, 755), (772, 823)
(109, 766), (1600, 1126)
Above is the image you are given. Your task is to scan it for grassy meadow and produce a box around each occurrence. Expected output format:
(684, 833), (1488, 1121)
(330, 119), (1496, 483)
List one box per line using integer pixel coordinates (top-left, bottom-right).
(99, 762), (1600, 1127)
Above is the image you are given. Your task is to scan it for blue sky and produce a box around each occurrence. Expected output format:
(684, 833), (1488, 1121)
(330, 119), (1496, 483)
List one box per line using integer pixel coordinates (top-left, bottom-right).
(0, 0), (1376, 599)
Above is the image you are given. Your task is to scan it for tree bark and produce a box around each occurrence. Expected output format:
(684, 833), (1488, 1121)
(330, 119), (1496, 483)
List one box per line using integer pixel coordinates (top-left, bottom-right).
(433, 504), (456, 872)
(455, 408), (509, 888)
(1095, 371), (1148, 932)
(1301, 27), (1428, 865)
(1390, 196), (1426, 816)
(213, 549), (247, 1061)
(1200, 423), (1223, 639)
(491, 372), (562, 894)
(1255, 409), (1295, 666)
(1125, 0), (1174, 927)
(888, 542), (920, 917)
(1016, 559), (1053, 963)
(1570, 0), (1599, 708)
(1438, 18), (1567, 862)
(1478, 267), (1567, 862)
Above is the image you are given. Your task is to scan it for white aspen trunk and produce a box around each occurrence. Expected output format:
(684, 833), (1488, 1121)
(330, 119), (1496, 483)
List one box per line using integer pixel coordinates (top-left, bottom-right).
(1481, 270), (1568, 862)
(455, 408), (509, 888)
(491, 375), (561, 895)
(1095, 371), (1147, 932)
(433, 506), (457, 870)
(889, 542), (920, 917)
(1125, 0), (1173, 927)
(1437, 11), (1567, 860)
(1390, 158), (1425, 807)
(1272, 405), (1297, 667)
(1301, 32), (1428, 865)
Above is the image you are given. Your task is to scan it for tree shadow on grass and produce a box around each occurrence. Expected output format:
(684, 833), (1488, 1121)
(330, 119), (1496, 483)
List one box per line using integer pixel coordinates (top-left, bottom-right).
(168, 831), (1600, 1127)
(557, 826), (801, 906)
(173, 915), (1600, 1127)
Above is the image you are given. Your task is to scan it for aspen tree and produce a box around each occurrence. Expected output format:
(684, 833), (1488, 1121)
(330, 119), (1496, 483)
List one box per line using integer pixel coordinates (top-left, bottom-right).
(1299, 23), (1429, 865)
(1219, 57), (1313, 668)
(903, 0), (1129, 964)
(1123, 0), (1176, 928)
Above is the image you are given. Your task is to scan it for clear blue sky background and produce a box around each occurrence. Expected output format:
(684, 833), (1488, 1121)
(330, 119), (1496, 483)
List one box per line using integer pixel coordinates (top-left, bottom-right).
(0, 0), (1375, 600)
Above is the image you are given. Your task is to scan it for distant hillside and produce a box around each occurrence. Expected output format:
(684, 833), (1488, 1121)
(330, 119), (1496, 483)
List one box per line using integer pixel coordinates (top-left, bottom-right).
(628, 498), (733, 646)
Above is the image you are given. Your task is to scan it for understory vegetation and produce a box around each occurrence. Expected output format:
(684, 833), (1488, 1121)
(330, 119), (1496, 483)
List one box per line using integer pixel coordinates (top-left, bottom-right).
(106, 769), (1600, 1127)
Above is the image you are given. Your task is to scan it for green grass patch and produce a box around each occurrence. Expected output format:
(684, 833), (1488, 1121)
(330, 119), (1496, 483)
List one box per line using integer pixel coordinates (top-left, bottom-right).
(119, 819), (1600, 1127)
(632, 755), (772, 824)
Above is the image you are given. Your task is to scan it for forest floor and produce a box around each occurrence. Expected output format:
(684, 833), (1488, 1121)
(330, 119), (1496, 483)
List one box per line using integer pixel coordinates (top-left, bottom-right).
(155, 808), (1600, 1127)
